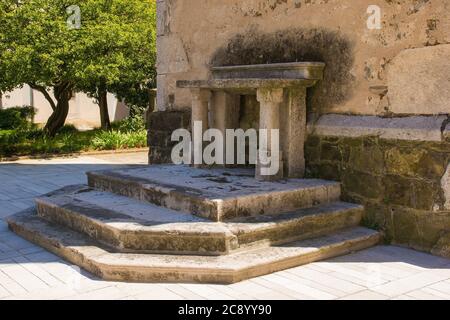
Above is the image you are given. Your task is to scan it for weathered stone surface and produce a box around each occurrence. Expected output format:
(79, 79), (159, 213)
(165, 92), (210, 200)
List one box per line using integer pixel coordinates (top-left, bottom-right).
(361, 202), (393, 242)
(6, 209), (380, 284)
(305, 133), (450, 257)
(391, 206), (450, 254)
(348, 144), (384, 175)
(387, 44), (450, 115)
(310, 114), (448, 142)
(383, 175), (439, 211)
(432, 232), (450, 259)
(148, 110), (190, 164)
(211, 62), (325, 80)
(307, 163), (341, 182)
(342, 170), (383, 200)
(156, 0), (450, 115)
(385, 148), (446, 179)
(35, 185), (364, 255)
(87, 165), (341, 221)
(148, 110), (190, 132)
(445, 122), (450, 141)
(177, 78), (318, 91)
(443, 164), (450, 211)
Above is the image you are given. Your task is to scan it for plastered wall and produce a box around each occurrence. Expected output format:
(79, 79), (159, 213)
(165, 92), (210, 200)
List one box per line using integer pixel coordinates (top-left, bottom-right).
(157, 0), (450, 116)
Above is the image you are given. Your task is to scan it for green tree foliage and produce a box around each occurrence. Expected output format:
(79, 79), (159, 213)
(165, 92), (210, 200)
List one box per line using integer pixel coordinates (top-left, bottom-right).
(0, 0), (156, 135)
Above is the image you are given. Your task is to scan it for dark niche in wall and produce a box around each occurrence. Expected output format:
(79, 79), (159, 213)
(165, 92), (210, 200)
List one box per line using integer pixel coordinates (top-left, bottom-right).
(211, 27), (356, 115)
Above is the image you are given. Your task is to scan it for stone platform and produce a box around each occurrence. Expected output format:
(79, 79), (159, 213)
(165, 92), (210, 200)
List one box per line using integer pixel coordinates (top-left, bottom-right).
(87, 165), (341, 221)
(6, 165), (381, 284)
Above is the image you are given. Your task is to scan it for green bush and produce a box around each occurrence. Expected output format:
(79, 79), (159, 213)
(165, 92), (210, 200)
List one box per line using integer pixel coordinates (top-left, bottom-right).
(57, 124), (79, 135)
(0, 106), (36, 130)
(0, 119), (147, 158)
(111, 107), (146, 132)
(92, 130), (147, 150)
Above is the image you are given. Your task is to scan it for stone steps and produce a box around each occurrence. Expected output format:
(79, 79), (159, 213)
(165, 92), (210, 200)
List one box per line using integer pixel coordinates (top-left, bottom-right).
(87, 165), (341, 221)
(7, 208), (381, 284)
(35, 185), (363, 256)
(7, 165), (383, 283)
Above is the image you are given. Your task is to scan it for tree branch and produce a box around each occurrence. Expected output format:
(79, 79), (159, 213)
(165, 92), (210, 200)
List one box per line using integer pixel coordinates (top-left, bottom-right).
(28, 83), (56, 111)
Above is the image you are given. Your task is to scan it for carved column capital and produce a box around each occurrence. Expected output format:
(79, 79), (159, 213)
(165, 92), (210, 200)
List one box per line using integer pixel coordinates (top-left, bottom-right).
(256, 88), (284, 104)
(190, 88), (212, 102)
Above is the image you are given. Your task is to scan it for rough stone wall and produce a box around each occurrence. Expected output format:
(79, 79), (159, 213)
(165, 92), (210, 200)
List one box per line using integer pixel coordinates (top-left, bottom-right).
(305, 130), (450, 257)
(147, 110), (191, 164)
(157, 0), (450, 116)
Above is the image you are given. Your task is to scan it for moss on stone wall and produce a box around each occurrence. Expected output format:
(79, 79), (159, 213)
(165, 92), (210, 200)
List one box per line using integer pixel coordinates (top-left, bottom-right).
(306, 134), (450, 255)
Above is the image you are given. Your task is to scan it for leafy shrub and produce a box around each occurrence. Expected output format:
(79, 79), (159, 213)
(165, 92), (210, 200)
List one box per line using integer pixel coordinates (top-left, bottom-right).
(111, 107), (146, 132)
(91, 130), (147, 150)
(57, 124), (79, 135)
(24, 128), (45, 139)
(0, 129), (23, 145)
(0, 106), (36, 130)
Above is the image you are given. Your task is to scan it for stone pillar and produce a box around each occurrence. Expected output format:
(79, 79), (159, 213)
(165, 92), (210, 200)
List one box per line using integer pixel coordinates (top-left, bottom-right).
(256, 88), (284, 181)
(190, 89), (211, 166)
(281, 87), (307, 178)
(211, 91), (240, 166)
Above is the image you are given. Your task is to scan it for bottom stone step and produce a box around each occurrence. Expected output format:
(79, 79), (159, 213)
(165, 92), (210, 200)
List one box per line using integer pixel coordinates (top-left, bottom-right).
(7, 208), (382, 284)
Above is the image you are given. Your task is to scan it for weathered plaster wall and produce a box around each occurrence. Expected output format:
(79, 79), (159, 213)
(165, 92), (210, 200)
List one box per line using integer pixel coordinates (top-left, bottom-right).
(157, 0), (450, 116)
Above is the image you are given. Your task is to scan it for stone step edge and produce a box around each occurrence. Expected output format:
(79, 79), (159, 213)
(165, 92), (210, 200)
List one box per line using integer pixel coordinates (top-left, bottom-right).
(6, 208), (381, 284)
(35, 190), (363, 255)
(86, 170), (342, 221)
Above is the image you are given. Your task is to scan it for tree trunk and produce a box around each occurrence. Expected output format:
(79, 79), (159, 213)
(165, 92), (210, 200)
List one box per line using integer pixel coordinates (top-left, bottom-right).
(44, 83), (72, 136)
(28, 83), (56, 111)
(98, 88), (111, 131)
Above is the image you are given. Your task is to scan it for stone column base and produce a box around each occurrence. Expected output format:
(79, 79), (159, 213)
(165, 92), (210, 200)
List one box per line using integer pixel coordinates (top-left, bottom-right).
(256, 152), (284, 181)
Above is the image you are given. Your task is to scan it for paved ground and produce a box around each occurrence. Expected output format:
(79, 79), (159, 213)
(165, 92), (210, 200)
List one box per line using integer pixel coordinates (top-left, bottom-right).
(0, 151), (449, 300)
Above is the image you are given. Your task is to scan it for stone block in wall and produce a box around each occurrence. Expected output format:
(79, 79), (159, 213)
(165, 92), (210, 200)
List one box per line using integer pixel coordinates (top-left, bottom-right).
(432, 232), (450, 259)
(310, 114), (447, 142)
(391, 207), (450, 254)
(443, 164), (450, 211)
(445, 122), (450, 142)
(148, 110), (190, 131)
(306, 163), (341, 182)
(386, 44), (450, 115)
(305, 115), (450, 257)
(157, 35), (190, 75)
(320, 139), (342, 162)
(362, 202), (393, 242)
(147, 110), (191, 164)
(148, 146), (175, 164)
(382, 175), (440, 211)
(347, 141), (384, 175)
(341, 169), (383, 201)
(156, 0), (168, 37)
(156, 74), (167, 111)
(384, 147), (447, 180)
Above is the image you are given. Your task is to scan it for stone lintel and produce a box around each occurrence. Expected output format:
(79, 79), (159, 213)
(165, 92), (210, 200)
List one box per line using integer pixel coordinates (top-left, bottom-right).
(177, 79), (317, 91)
(309, 114), (449, 142)
(211, 62), (325, 81)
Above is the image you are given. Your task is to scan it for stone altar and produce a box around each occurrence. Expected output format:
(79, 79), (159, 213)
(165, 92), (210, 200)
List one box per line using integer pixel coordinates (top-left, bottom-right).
(177, 62), (325, 180)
